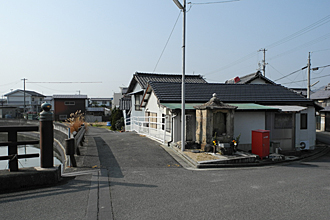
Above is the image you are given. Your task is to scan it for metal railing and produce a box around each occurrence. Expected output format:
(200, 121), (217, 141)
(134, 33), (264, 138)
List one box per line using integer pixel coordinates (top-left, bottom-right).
(0, 126), (39, 171)
(125, 116), (171, 143)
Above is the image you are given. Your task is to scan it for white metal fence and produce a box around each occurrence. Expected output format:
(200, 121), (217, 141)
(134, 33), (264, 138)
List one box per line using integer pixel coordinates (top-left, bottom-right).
(125, 116), (171, 143)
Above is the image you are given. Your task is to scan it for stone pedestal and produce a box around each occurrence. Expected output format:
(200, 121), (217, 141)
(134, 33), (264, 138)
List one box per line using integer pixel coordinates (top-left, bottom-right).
(194, 94), (237, 151)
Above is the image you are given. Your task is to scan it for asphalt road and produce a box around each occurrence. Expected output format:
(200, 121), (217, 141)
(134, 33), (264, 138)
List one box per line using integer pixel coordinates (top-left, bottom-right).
(1, 127), (330, 220)
(316, 131), (330, 145)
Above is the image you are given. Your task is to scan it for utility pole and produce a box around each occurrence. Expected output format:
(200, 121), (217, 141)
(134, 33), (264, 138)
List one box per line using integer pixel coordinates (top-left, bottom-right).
(258, 48), (267, 76)
(21, 78), (27, 114)
(173, 0), (186, 151)
(307, 52), (311, 99)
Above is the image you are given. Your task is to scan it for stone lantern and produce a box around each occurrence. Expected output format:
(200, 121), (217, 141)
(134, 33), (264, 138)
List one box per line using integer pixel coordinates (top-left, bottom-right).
(194, 93), (237, 151)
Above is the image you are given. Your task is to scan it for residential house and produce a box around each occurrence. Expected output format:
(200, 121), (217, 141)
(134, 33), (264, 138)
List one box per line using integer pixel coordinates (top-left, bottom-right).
(89, 98), (112, 108)
(4, 89), (45, 114)
(85, 107), (111, 122)
(120, 72), (207, 131)
(137, 82), (318, 152)
(225, 71), (276, 85)
(113, 87), (127, 109)
(310, 83), (330, 131)
(53, 95), (88, 121)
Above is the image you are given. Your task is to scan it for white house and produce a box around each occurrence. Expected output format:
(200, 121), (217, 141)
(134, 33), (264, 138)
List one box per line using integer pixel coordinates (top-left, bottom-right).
(119, 72), (207, 137)
(4, 89), (45, 113)
(137, 81), (318, 152)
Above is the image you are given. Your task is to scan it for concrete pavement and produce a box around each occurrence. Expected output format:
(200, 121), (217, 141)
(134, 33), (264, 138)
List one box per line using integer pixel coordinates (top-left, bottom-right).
(1, 127), (330, 219)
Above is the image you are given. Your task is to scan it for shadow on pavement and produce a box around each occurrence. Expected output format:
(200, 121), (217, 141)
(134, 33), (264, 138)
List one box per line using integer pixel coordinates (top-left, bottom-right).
(93, 137), (124, 178)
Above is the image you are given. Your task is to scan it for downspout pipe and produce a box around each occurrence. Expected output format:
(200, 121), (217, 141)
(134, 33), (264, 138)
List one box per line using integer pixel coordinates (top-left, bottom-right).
(168, 112), (178, 146)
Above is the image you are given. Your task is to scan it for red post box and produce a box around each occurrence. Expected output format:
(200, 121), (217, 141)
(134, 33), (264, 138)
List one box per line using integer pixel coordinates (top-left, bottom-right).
(252, 129), (270, 160)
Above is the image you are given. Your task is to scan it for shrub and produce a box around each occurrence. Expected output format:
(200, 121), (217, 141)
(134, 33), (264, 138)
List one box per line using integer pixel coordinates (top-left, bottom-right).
(66, 110), (85, 133)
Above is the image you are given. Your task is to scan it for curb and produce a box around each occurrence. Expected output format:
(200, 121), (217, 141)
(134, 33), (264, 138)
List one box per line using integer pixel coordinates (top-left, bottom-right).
(166, 144), (329, 169)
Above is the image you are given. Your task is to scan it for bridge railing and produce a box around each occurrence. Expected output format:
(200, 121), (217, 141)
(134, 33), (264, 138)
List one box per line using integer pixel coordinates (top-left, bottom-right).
(0, 125), (39, 171)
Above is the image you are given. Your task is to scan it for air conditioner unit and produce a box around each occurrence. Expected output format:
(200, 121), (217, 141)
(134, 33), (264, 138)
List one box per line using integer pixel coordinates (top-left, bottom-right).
(299, 141), (310, 150)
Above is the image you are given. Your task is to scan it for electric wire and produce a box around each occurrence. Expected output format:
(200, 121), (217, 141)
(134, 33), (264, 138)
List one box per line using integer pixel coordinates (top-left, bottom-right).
(204, 14), (330, 76)
(275, 67), (307, 81)
(189, 0), (240, 5)
(267, 14), (330, 49)
(152, 11), (181, 73)
(27, 82), (102, 83)
(268, 32), (330, 61)
(281, 74), (330, 84)
(0, 80), (21, 87)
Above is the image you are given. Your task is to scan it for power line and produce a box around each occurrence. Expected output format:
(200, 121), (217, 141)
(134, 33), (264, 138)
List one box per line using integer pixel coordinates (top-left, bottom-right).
(189, 0), (240, 5)
(153, 11), (181, 73)
(275, 66), (307, 81)
(281, 74), (330, 84)
(205, 14), (330, 76)
(268, 32), (330, 61)
(267, 14), (330, 49)
(313, 64), (330, 70)
(0, 80), (21, 87)
(27, 82), (102, 83)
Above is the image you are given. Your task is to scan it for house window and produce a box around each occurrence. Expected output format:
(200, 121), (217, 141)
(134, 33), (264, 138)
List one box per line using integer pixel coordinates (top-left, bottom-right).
(150, 113), (157, 129)
(162, 114), (165, 130)
(59, 115), (67, 120)
(145, 112), (150, 127)
(135, 94), (141, 111)
(166, 115), (171, 132)
(32, 98), (34, 101)
(300, 113), (308, 129)
(274, 113), (293, 129)
(65, 101), (75, 105)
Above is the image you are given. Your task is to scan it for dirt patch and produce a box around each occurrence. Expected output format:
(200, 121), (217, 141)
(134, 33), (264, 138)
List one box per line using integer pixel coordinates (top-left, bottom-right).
(183, 150), (219, 162)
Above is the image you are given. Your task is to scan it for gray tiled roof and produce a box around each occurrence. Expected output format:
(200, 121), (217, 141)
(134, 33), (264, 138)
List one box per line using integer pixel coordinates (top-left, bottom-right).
(226, 71), (276, 84)
(310, 84), (330, 100)
(53, 95), (88, 99)
(127, 72), (207, 93)
(4, 89), (45, 97)
(149, 82), (312, 104)
(90, 98), (112, 101)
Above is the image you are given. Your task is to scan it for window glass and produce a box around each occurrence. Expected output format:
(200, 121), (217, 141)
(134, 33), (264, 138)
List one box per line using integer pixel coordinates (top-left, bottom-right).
(274, 113), (292, 129)
(300, 113), (307, 129)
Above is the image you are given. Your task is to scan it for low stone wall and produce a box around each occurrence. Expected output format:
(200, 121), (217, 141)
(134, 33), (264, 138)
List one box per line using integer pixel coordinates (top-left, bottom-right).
(0, 166), (62, 191)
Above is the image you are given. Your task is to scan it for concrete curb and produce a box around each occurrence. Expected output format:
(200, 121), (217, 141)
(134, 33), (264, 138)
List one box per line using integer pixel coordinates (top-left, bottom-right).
(165, 144), (329, 169)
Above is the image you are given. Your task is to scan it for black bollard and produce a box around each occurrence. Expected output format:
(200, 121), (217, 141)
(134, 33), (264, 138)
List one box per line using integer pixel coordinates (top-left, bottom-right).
(39, 103), (54, 168)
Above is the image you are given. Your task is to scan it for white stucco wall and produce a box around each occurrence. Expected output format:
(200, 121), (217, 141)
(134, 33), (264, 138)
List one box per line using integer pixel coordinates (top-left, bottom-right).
(129, 84), (145, 118)
(295, 106), (316, 150)
(249, 78), (268, 84)
(234, 111), (266, 145)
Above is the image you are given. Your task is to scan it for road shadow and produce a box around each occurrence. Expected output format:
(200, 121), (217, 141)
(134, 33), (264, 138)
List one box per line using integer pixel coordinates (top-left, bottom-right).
(93, 137), (124, 178)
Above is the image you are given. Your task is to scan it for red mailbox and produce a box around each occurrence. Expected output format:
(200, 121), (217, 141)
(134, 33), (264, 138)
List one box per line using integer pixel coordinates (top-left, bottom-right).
(252, 129), (270, 160)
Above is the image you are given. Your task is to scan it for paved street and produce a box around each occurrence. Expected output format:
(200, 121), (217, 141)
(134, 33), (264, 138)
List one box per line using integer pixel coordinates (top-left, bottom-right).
(1, 127), (330, 220)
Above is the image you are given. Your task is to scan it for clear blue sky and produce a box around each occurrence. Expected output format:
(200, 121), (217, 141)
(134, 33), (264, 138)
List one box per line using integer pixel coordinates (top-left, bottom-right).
(1, 0), (330, 98)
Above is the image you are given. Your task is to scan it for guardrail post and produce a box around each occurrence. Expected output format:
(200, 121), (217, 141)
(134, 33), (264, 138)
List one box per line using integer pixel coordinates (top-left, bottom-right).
(39, 103), (54, 168)
(65, 138), (76, 167)
(8, 130), (18, 171)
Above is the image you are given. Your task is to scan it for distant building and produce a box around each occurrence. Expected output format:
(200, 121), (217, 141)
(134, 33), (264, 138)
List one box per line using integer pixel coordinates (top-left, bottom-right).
(113, 87), (127, 109)
(53, 95), (88, 121)
(310, 83), (330, 131)
(4, 89), (45, 113)
(225, 71), (276, 85)
(89, 98), (112, 108)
